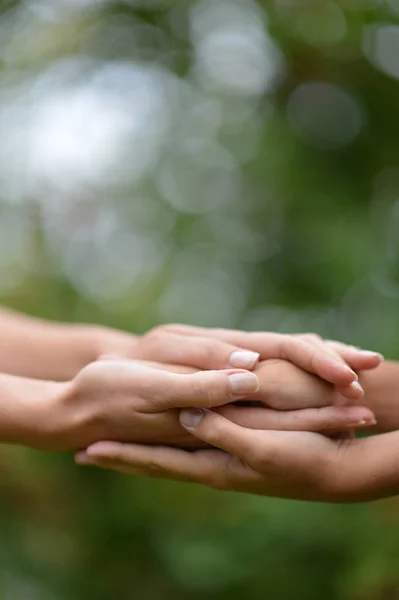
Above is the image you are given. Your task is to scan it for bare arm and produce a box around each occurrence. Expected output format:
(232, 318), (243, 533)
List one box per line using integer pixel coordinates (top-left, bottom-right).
(0, 307), (137, 381)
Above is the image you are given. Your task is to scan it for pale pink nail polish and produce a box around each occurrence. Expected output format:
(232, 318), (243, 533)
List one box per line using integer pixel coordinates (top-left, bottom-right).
(228, 372), (260, 395)
(228, 350), (260, 369)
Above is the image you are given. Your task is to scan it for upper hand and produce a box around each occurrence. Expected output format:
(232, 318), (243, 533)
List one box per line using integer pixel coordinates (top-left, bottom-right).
(36, 360), (260, 451)
(127, 324), (383, 400)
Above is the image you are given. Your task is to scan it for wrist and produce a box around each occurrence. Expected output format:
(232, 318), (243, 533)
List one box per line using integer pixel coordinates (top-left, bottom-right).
(0, 373), (70, 450)
(48, 324), (139, 380)
(79, 325), (139, 361)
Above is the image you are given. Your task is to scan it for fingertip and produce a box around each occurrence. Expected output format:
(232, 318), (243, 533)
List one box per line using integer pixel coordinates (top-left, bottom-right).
(228, 350), (260, 370)
(337, 380), (364, 400)
(228, 372), (260, 396)
(75, 451), (95, 465)
(349, 381), (364, 398)
(317, 356), (358, 386)
(86, 441), (122, 458)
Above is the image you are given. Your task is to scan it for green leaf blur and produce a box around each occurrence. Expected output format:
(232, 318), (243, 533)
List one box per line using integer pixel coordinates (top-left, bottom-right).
(1, 1), (399, 598)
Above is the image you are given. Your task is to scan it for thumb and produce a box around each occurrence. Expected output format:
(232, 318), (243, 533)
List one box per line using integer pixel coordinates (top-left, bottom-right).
(179, 408), (268, 458)
(179, 408), (336, 479)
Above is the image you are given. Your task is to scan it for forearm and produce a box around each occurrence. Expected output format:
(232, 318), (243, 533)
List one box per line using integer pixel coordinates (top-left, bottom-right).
(0, 371), (65, 447)
(0, 307), (138, 380)
(330, 431), (399, 502)
(359, 361), (399, 432)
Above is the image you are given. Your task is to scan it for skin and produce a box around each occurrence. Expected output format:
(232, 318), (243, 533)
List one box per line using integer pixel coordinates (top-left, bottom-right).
(0, 309), (382, 401)
(78, 361), (399, 503)
(0, 359), (376, 452)
(0, 307), (136, 381)
(0, 308), (381, 459)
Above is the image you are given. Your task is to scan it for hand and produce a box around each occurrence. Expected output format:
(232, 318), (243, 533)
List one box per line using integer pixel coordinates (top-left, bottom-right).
(77, 409), (399, 503)
(101, 355), (376, 412)
(32, 361), (261, 451)
(127, 324), (383, 400)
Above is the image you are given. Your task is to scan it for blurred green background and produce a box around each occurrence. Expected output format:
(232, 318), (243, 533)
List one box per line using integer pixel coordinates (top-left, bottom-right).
(1, 0), (399, 598)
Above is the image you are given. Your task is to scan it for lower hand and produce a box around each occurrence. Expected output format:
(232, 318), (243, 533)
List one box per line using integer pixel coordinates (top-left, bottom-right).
(77, 409), (397, 503)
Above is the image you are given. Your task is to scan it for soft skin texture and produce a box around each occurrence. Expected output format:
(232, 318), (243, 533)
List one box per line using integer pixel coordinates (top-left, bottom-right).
(0, 307), (137, 381)
(0, 359), (376, 453)
(0, 309), (382, 401)
(77, 415), (399, 503)
(130, 324), (383, 400)
(78, 361), (399, 504)
(0, 308), (381, 457)
(0, 364), (257, 451)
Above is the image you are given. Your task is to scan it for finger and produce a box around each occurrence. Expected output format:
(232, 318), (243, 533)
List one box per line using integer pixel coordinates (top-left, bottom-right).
(98, 355), (198, 374)
(335, 381), (364, 401)
(178, 409), (340, 488)
(93, 361), (259, 410)
(216, 404), (377, 433)
(75, 443), (237, 487)
(179, 408), (270, 459)
(160, 327), (359, 388)
(293, 339), (367, 400)
(325, 341), (383, 371)
(139, 331), (260, 370)
(139, 366), (260, 409)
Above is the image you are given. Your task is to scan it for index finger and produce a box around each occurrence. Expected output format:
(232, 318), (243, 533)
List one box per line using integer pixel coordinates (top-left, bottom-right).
(161, 326), (358, 388)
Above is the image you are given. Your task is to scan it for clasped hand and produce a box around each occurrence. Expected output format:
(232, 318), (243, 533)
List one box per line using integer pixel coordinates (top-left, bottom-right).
(68, 325), (386, 503)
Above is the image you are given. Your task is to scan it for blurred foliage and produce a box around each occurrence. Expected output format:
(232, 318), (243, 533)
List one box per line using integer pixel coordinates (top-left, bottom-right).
(1, 0), (399, 598)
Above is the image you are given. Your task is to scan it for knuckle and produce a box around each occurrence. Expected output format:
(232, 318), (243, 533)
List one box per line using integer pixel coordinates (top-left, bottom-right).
(140, 328), (169, 355)
(200, 339), (220, 366)
(194, 374), (230, 407)
(250, 443), (276, 471)
(204, 455), (234, 490)
(303, 333), (323, 343)
(312, 411), (329, 431)
(204, 420), (229, 445)
(309, 346), (320, 370)
(145, 326), (165, 342)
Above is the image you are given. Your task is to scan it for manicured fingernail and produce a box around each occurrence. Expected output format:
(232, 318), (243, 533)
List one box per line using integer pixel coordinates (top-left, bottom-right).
(228, 350), (260, 370)
(350, 381), (363, 394)
(355, 417), (377, 427)
(229, 372), (260, 396)
(75, 452), (95, 465)
(180, 408), (205, 429)
(341, 365), (358, 380)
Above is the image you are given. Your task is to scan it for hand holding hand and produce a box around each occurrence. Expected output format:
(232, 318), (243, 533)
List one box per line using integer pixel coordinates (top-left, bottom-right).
(127, 324), (382, 400)
(78, 408), (398, 503)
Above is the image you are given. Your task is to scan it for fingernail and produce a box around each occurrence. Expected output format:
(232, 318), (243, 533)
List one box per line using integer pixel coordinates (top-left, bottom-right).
(75, 452), (95, 465)
(228, 350), (260, 370)
(342, 365), (358, 380)
(354, 417), (377, 427)
(358, 350), (384, 360)
(180, 408), (205, 429)
(350, 381), (363, 394)
(229, 372), (260, 396)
